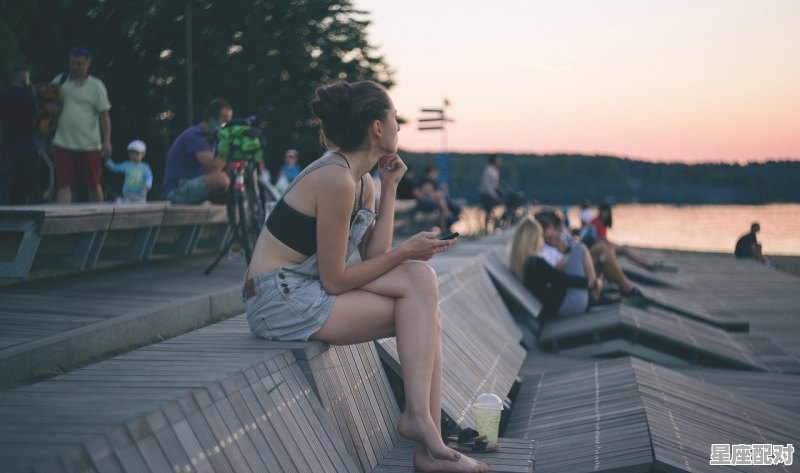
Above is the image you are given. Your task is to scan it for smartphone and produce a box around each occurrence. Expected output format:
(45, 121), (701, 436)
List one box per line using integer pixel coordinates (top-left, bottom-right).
(438, 232), (459, 240)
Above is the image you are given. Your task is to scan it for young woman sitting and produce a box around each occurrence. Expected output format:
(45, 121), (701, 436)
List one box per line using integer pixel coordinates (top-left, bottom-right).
(511, 213), (604, 320)
(243, 81), (489, 473)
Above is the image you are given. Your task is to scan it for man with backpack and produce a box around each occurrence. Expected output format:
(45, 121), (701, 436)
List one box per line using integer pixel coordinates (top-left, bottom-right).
(163, 98), (233, 204)
(52, 47), (112, 203)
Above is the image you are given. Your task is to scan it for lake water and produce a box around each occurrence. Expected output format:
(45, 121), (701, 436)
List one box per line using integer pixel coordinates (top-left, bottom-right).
(567, 204), (800, 256)
(454, 203), (800, 256)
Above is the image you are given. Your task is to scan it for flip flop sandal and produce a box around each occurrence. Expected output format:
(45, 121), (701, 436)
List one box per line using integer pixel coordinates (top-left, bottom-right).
(446, 427), (486, 444)
(451, 440), (500, 453)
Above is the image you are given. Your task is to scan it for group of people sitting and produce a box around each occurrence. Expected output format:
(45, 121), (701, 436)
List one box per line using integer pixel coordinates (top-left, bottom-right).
(397, 165), (463, 231)
(511, 205), (659, 320)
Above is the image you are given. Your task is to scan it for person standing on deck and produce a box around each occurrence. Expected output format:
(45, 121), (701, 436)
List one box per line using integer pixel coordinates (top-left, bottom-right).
(52, 47), (112, 203)
(478, 154), (502, 231)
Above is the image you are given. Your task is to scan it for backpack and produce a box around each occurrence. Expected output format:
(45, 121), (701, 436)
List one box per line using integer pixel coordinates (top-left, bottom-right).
(34, 72), (69, 135)
(216, 124), (266, 163)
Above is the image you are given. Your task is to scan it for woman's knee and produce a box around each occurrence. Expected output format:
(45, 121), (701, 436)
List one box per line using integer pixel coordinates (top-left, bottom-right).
(401, 261), (438, 284)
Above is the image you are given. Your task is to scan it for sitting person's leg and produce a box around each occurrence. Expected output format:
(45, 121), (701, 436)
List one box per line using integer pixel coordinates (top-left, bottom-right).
(613, 243), (661, 270)
(591, 241), (635, 293)
(204, 170), (231, 198)
(167, 172), (230, 204)
(311, 262), (489, 473)
(558, 243), (594, 316)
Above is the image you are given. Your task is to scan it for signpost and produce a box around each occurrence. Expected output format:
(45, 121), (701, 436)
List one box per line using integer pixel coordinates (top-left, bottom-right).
(417, 99), (453, 185)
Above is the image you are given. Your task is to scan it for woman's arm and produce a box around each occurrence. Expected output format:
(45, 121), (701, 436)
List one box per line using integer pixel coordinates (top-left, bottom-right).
(361, 154), (405, 259)
(362, 175), (397, 259)
(316, 167), (449, 295)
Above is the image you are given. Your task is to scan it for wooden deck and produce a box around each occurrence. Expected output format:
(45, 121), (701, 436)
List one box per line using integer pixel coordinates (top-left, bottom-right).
(2, 225), (799, 472)
(0, 254), (245, 390)
(506, 356), (800, 473)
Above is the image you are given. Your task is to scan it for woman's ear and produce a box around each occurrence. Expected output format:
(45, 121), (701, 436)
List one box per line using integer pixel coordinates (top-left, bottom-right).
(368, 119), (384, 143)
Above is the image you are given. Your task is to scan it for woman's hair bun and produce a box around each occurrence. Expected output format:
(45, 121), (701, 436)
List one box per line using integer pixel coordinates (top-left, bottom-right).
(309, 81), (391, 150)
(310, 82), (352, 123)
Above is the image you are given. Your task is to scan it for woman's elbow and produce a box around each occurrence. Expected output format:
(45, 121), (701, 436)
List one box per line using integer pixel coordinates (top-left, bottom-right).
(320, 276), (347, 295)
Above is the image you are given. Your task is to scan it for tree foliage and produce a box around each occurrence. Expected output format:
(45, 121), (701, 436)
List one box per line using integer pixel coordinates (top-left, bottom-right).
(401, 152), (800, 205)
(2, 0), (393, 196)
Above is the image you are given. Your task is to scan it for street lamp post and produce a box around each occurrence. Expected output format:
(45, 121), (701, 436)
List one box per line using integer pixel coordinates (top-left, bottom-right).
(186, 0), (194, 126)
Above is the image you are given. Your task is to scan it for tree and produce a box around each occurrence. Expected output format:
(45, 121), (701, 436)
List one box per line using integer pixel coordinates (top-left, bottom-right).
(4, 0), (393, 197)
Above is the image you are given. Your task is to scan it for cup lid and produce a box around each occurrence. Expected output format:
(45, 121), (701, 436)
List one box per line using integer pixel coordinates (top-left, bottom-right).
(474, 393), (503, 409)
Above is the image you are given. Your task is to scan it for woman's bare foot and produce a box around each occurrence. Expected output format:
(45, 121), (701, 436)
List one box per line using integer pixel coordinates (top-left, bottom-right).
(398, 411), (459, 461)
(414, 447), (491, 472)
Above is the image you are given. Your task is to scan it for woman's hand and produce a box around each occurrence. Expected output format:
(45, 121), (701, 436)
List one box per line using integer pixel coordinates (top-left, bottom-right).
(378, 153), (407, 185)
(398, 231), (453, 261)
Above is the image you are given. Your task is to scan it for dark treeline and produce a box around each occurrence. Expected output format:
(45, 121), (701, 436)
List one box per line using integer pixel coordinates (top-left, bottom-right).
(1, 0), (391, 198)
(3, 2), (797, 205)
(401, 152), (800, 205)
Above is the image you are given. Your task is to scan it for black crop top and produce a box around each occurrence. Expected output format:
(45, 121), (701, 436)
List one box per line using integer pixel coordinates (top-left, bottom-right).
(265, 159), (365, 256)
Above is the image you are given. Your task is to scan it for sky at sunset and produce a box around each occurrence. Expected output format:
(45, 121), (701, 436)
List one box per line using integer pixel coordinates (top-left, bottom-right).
(353, 0), (800, 163)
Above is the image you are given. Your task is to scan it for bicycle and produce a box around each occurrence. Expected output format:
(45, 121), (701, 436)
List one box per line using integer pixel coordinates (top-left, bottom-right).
(204, 108), (273, 275)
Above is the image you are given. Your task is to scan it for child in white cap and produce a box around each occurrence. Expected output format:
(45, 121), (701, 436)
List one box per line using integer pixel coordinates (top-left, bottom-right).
(105, 140), (153, 203)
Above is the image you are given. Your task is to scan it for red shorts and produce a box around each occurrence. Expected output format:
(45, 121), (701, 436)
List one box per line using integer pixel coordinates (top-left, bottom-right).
(53, 146), (103, 188)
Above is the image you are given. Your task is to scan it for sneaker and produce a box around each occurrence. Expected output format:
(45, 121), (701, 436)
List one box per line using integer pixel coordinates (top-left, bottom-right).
(621, 287), (652, 306)
(590, 293), (621, 307)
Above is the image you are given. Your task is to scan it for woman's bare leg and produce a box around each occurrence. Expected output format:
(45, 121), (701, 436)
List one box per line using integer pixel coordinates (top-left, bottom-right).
(613, 243), (656, 269)
(313, 263), (489, 471)
(580, 243), (601, 299)
(591, 242), (634, 293)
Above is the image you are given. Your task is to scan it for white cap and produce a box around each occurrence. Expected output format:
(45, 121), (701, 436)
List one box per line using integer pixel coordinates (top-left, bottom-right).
(127, 140), (146, 153)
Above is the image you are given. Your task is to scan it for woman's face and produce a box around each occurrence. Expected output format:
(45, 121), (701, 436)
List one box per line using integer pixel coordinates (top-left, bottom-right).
(543, 225), (563, 251)
(379, 99), (400, 154)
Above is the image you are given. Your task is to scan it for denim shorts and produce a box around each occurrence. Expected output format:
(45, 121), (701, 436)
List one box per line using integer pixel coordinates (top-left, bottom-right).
(166, 175), (208, 204)
(244, 269), (336, 341)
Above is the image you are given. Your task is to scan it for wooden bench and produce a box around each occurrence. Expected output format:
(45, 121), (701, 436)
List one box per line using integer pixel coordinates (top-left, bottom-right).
(482, 252), (772, 370)
(377, 256), (527, 430)
(0, 203), (230, 279)
(0, 312), (537, 472)
(484, 249), (749, 333)
(506, 356), (800, 473)
(298, 341), (536, 473)
(0, 315), (360, 472)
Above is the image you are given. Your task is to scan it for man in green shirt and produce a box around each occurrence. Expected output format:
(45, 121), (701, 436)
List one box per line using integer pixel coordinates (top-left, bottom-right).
(52, 47), (112, 203)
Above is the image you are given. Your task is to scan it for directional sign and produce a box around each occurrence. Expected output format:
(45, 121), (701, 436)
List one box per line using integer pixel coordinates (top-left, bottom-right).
(417, 98), (454, 186)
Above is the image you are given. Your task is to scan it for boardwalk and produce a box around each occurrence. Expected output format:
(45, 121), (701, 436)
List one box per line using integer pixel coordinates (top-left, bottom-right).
(1, 232), (799, 472)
